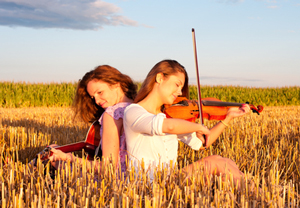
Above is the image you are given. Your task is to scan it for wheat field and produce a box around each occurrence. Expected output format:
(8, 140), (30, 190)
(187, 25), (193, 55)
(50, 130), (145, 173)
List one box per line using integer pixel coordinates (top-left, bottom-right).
(0, 106), (299, 207)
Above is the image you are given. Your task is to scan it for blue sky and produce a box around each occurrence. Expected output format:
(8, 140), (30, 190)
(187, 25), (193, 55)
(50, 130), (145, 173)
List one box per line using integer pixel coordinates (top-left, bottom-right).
(0, 0), (299, 87)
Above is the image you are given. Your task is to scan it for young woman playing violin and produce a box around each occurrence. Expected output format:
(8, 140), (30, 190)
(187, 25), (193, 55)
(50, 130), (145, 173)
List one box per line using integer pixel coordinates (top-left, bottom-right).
(123, 59), (251, 185)
(48, 65), (137, 176)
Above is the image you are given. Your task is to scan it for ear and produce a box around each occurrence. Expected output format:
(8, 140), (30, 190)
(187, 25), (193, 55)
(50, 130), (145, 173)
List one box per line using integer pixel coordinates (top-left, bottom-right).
(156, 73), (164, 84)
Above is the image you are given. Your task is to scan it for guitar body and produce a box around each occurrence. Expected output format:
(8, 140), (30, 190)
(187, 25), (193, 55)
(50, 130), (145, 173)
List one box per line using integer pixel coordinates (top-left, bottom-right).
(84, 120), (101, 158)
(36, 121), (102, 163)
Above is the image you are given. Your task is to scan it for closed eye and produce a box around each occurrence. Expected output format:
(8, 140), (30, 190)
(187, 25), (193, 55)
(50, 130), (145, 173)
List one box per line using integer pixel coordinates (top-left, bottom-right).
(176, 83), (181, 88)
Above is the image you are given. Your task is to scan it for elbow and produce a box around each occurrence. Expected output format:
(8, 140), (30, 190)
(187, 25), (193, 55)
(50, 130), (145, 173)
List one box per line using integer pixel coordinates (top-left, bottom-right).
(162, 119), (175, 133)
(166, 125), (175, 133)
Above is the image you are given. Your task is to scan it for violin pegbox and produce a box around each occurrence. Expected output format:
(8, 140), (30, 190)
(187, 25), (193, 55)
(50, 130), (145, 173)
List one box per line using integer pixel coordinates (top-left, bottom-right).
(246, 102), (264, 115)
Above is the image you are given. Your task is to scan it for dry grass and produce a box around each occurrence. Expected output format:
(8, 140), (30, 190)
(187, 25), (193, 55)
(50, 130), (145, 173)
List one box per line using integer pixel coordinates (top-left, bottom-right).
(0, 106), (299, 207)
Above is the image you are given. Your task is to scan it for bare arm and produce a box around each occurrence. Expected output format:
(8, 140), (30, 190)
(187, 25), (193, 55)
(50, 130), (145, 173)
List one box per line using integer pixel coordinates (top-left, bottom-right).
(203, 104), (251, 149)
(49, 149), (102, 173)
(101, 112), (122, 167)
(49, 112), (122, 173)
(162, 117), (210, 144)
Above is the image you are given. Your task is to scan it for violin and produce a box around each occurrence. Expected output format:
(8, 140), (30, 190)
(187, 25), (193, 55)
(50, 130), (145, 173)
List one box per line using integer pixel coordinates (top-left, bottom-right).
(163, 97), (263, 122)
(184, 28), (263, 147)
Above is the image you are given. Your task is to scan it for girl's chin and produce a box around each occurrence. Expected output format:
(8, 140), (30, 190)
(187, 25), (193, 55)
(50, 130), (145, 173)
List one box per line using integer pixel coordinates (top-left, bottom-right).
(171, 96), (177, 103)
(165, 99), (175, 105)
(101, 102), (108, 108)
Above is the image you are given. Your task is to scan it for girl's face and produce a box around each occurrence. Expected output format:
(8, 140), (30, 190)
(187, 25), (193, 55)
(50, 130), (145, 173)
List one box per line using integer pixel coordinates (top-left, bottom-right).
(87, 79), (119, 109)
(159, 72), (185, 105)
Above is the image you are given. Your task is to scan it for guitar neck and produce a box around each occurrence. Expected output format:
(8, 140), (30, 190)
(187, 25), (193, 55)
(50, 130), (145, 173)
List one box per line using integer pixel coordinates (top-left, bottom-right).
(55, 121), (101, 155)
(55, 142), (89, 153)
(37, 121), (101, 162)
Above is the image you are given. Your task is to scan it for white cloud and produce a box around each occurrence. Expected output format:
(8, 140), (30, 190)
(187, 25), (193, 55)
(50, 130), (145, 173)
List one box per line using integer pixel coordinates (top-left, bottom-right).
(0, 0), (139, 30)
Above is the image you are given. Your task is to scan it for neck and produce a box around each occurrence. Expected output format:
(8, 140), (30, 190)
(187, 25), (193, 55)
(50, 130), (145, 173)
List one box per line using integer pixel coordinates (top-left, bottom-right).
(138, 91), (163, 115)
(117, 89), (133, 104)
(120, 95), (133, 103)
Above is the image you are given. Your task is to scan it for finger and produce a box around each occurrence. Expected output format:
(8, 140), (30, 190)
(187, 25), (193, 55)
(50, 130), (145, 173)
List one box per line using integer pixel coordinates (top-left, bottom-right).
(50, 148), (61, 154)
(204, 135), (209, 148)
(242, 104), (251, 111)
(240, 104), (249, 113)
(49, 147), (57, 153)
(49, 155), (54, 161)
(197, 134), (205, 143)
(200, 137), (205, 144)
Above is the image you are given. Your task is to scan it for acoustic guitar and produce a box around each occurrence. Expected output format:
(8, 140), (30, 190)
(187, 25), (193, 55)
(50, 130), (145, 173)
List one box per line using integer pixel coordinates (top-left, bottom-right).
(33, 121), (102, 166)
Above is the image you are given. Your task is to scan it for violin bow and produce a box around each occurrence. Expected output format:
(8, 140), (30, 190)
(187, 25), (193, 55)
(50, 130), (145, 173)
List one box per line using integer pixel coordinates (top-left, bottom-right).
(192, 28), (207, 147)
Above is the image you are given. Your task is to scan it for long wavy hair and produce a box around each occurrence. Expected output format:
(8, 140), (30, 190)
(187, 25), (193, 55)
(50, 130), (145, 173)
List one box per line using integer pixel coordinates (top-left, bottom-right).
(134, 60), (189, 104)
(73, 65), (137, 123)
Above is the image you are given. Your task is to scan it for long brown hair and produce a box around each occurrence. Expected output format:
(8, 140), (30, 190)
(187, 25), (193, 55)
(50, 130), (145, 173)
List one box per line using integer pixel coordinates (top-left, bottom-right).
(73, 65), (137, 123)
(134, 60), (189, 103)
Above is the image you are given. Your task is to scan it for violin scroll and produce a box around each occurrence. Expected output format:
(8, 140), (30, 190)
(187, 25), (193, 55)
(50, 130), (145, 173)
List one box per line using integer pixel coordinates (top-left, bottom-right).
(246, 102), (264, 115)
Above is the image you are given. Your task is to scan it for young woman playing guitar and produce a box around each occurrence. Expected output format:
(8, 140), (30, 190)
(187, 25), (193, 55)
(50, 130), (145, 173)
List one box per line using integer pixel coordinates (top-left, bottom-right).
(46, 65), (137, 176)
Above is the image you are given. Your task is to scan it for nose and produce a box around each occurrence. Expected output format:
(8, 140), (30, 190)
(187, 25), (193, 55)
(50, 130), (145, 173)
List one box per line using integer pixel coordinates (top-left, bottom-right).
(94, 95), (102, 106)
(177, 88), (182, 96)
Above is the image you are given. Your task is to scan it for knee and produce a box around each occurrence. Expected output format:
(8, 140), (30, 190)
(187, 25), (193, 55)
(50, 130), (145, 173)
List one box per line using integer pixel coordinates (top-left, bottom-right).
(200, 155), (224, 169)
(210, 155), (234, 164)
(204, 155), (231, 170)
(207, 155), (224, 162)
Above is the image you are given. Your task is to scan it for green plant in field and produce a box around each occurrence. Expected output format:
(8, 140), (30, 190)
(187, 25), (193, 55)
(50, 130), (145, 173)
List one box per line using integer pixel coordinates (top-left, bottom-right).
(189, 85), (300, 106)
(0, 82), (77, 108)
(1, 81), (300, 107)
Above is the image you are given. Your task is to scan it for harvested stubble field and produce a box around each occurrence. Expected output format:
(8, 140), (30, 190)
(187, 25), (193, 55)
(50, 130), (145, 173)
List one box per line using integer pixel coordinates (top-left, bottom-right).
(0, 106), (300, 207)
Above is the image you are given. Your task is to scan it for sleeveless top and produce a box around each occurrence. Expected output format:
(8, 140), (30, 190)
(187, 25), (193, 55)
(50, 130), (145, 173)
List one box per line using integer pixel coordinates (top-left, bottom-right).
(98, 102), (131, 174)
